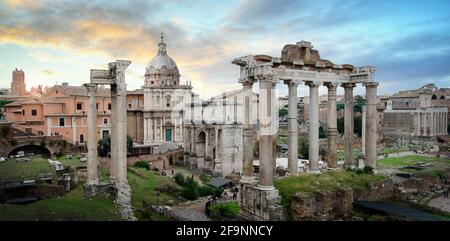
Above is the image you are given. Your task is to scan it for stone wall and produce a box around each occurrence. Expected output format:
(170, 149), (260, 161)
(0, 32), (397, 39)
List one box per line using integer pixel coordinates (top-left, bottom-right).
(239, 184), (285, 221)
(0, 185), (66, 203)
(354, 179), (395, 201)
(290, 186), (353, 221)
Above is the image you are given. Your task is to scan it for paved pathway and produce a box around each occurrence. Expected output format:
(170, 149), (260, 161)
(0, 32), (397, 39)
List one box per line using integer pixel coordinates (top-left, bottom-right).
(354, 201), (440, 221)
(428, 197), (450, 213)
(172, 200), (210, 221)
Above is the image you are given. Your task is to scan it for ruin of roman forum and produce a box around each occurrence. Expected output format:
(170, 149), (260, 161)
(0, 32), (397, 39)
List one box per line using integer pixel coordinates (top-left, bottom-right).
(3, 0), (450, 228)
(78, 40), (378, 221)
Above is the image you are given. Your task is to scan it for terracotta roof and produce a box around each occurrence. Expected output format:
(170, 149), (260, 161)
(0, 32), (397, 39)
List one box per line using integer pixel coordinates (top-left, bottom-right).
(5, 97), (62, 106)
(127, 89), (143, 95)
(45, 85), (111, 97)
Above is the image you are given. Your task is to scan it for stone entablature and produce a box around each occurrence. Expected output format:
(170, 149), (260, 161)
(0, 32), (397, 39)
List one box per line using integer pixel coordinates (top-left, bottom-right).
(232, 41), (375, 86)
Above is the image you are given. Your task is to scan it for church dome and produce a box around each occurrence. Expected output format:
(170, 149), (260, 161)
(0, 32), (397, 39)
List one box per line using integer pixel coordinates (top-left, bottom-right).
(145, 34), (179, 76)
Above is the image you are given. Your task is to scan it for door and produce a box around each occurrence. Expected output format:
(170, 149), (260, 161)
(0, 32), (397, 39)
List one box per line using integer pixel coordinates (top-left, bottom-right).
(165, 128), (172, 141)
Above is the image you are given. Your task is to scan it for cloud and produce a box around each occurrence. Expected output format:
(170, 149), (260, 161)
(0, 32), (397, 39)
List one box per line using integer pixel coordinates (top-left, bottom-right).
(1, 0), (450, 98)
(40, 69), (54, 76)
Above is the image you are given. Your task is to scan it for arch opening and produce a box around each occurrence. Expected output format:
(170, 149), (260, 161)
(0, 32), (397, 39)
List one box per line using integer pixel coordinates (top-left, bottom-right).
(8, 145), (51, 158)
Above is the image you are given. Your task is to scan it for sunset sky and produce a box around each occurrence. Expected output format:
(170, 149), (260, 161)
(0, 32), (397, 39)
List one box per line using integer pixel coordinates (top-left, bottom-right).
(0, 0), (449, 98)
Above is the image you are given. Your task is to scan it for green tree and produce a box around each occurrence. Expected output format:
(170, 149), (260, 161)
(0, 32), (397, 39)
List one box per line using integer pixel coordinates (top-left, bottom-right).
(337, 116), (363, 137)
(298, 137), (309, 159)
(319, 126), (327, 138)
(0, 100), (13, 119)
(98, 135), (134, 156)
(279, 108), (288, 118)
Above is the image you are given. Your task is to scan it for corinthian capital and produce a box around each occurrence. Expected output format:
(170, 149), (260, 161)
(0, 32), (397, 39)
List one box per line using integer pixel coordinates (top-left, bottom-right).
(84, 83), (98, 95)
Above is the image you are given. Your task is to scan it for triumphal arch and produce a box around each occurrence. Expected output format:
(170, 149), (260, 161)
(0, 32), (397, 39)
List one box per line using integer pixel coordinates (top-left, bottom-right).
(233, 41), (378, 220)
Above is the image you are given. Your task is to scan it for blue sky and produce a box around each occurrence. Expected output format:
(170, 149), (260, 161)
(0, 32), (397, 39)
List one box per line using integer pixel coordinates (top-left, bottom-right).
(0, 0), (449, 98)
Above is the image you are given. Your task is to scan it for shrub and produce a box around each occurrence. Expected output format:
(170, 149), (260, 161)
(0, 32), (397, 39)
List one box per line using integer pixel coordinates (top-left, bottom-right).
(208, 202), (240, 218)
(174, 173), (185, 186)
(181, 186), (199, 200)
(155, 183), (179, 195)
(61, 140), (67, 148)
(134, 160), (150, 170)
(362, 166), (374, 174)
(1, 126), (10, 137)
(40, 141), (46, 148)
(200, 173), (211, 183)
(10, 139), (17, 146)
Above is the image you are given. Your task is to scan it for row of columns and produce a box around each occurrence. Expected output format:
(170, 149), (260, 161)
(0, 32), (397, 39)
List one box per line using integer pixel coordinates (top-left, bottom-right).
(240, 78), (379, 190)
(143, 117), (183, 143)
(415, 111), (448, 136)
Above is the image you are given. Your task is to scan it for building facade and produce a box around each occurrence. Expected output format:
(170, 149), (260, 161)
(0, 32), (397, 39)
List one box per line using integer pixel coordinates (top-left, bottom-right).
(382, 84), (448, 142)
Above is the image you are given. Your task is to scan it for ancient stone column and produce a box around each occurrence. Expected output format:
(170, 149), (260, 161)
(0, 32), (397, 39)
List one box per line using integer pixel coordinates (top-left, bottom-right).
(306, 81), (320, 171)
(361, 105), (366, 155)
(258, 78), (276, 189)
(191, 127), (195, 152)
(342, 83), (355, 168)
(215, 127), (219, 159)
(325, 83), (338, 168)
(110, 84), (118, 183)
(115, 62), (130, 185)
(423, 111), (428, 136)
(241, 80), (256, 182)
(205, 129), (209, 157)
(85, 83), (99, 186)
(285, 80), (299, 174)
(364, 82), (378, 169)
(444, 112), (448, 135)
(430, 112), (435, 136)
(417, 112), (421, 136)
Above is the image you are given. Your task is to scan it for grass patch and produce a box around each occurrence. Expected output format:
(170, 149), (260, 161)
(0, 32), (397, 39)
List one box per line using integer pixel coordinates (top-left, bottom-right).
(127, 168), (178, 220)
(274, 170), (387, 208)
(56, 156), (86, 169)
(208, 202), (240, 219)
(378, 155), (450, 167)
(0, 156), (54, 180)
(0, 185), (120, 221)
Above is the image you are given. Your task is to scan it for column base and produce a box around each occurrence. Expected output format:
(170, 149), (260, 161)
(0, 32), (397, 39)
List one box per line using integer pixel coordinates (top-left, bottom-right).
(83, 181), (116, 198)
(116, 181), (137, 221)
(257, 184), (275, 191)
(240, 175), (257, 184)
(239, 183), (285, 221)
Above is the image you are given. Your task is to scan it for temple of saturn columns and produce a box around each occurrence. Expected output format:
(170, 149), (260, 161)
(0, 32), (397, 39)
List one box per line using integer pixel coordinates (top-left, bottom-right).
(232, 41), (378, 221)
(84, 60), (136, 221)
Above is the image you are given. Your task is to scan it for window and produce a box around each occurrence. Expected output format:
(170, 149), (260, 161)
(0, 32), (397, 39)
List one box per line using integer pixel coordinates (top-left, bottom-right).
(104, 118), (108, 124)
(108, 103), (111, 110)
(22, 109), (25, 115)
(79, 134), (84, 144)
(151, 81), (154, 84)
(32, 109), (37, 116)
(96, 103), (99, 110)
(59, 117), (65, 127)
(77, 103), (82, 110)
(166, 99), (171, 107)
(128, 103), (132, 108)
